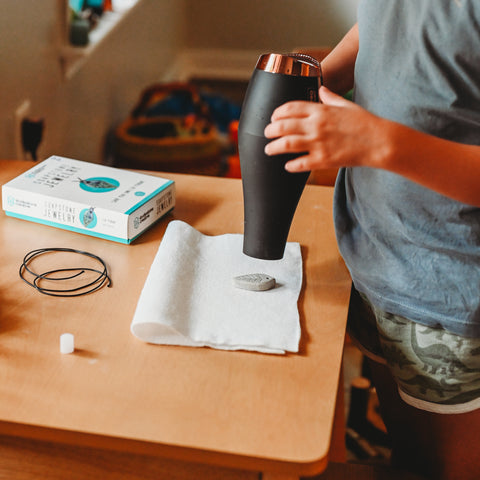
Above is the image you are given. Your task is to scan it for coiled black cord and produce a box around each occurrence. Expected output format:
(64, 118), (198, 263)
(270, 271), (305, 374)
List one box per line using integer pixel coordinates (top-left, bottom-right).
(19, 247), (112, 297)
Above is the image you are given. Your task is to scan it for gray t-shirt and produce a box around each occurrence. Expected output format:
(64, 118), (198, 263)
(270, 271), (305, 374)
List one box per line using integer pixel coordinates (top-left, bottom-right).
(334, 0), (480, 337)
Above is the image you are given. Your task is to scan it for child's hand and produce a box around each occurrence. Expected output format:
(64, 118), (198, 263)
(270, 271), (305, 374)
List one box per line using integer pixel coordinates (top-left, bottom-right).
(264, 86), (389, 173)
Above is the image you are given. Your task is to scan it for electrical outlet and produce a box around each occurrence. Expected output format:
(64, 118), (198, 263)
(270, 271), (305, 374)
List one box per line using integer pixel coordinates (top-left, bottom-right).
(14, 99), (31, 159)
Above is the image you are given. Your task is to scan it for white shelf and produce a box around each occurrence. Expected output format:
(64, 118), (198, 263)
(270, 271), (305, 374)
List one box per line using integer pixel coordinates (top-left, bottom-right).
(59, 0), (143, 80)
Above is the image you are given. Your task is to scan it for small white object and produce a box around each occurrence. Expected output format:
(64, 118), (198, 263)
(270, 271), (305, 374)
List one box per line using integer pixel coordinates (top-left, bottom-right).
(60, 333), (75, 354)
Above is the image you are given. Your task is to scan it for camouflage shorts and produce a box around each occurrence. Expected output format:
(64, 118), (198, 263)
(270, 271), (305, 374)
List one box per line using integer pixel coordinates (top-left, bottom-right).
(347, 287), (480, 414)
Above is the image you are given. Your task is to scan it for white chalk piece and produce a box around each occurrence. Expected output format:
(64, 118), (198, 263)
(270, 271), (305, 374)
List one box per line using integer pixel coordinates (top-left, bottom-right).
(60, 333), (75, 354)
(233, 273), (276, 292)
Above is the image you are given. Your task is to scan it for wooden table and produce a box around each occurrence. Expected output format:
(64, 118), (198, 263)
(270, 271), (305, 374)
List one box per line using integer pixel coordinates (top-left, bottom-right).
(0, 160), (351, 479)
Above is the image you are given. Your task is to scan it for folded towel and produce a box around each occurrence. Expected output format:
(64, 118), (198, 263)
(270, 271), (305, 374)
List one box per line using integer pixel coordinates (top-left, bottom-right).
(131, 220), (302, 354)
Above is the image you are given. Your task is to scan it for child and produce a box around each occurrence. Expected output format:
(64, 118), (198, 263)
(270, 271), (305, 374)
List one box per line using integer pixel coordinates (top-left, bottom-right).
(264, 2), (480, 479)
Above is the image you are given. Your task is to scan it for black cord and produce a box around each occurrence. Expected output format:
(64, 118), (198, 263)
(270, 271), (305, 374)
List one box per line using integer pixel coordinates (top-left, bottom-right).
(19, 247), (112, 297)
(21, 118), (44, 161)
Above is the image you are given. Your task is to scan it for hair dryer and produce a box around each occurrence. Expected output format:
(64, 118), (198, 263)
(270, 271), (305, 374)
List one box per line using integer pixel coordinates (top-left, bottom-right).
(238, 53), (321, 260)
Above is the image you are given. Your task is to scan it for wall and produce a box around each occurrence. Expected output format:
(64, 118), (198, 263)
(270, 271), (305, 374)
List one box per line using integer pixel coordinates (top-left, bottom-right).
(185, 0), (359, 52)
(0, 0), (358, 164)
(0, 0), (186, 163)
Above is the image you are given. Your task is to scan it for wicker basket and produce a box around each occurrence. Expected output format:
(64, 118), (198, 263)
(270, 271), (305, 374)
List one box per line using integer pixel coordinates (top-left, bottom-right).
(113, 83), (223, 175)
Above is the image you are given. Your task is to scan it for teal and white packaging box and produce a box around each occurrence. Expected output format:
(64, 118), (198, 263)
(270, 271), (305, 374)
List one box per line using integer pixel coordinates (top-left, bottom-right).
(2, 156), (175, 244)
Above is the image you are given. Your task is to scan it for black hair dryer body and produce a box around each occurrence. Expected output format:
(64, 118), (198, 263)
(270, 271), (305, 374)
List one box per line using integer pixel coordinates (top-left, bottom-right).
(239, 53), (321, 260)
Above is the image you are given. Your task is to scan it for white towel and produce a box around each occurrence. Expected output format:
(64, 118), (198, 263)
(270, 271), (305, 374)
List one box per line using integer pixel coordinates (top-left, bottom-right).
(130, 220), (302, 354)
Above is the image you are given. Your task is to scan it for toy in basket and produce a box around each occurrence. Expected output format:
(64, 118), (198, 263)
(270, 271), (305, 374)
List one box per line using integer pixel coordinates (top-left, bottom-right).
(113, 83), (223, 176)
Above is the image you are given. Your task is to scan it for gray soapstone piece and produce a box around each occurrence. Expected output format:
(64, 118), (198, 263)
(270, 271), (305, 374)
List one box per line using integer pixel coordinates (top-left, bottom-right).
(233, 273), (276, 291)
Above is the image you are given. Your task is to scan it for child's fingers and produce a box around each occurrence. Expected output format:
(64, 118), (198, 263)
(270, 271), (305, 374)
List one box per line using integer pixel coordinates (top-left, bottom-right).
(264, 134), (309, 156)
(264, 118), (305, 139)
(320, 86), (353, 108)
(284, 155), (312, 172)
(270, 101), (315, 121)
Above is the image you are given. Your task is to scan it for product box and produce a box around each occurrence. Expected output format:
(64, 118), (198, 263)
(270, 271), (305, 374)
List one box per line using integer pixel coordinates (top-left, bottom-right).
(2, 155), (175, 244)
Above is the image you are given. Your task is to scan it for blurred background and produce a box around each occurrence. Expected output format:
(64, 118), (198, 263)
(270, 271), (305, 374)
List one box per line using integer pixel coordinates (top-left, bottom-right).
(0, 0), (359, 166)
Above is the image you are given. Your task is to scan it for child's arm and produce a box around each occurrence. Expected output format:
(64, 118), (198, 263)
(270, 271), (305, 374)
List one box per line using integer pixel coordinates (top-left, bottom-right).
(321, 23), (359, 95)
(292, 24), (359, 186)
(264, 87), (480, 207)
